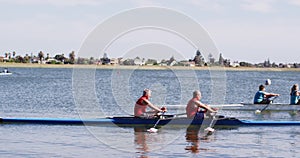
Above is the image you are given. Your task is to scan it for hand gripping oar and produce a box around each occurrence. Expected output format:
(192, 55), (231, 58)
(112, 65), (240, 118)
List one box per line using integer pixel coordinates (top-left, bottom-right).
(255, 96), (278, 114)
(147, 112), (165, 133)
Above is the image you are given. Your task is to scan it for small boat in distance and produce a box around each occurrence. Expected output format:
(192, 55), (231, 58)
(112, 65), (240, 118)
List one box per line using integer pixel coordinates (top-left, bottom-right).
(0, 68), (12, 75)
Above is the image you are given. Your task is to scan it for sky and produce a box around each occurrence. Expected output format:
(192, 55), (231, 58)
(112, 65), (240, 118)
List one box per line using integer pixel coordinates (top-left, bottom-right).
(0, 0), (300, 63)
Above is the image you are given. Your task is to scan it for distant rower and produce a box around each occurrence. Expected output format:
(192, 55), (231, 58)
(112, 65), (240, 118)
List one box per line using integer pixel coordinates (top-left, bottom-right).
(290, 84), (300, 105)
(253, 85), (279, 104)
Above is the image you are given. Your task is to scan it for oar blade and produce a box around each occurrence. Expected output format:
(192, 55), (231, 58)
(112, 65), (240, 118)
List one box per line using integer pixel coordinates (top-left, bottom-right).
(147, 127), (158, 133)
(204, 127), (215, 132)
(255, 109), (261, 114)
(204, 127), (215, 135)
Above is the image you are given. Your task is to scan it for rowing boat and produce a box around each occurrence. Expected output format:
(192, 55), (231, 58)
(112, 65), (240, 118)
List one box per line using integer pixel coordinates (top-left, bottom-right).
(239, 103), (300, 111)
(165, 104), (300, 111)
(0, 72), (12, 75)
(0, 68), (12, 75)
(1, 115), (300, 126)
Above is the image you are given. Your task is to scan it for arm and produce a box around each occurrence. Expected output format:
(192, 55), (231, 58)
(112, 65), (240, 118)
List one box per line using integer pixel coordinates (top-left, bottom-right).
(265, 92), (280, 97)
(195, 100), (217, 113)
(143, 99), (164, 112)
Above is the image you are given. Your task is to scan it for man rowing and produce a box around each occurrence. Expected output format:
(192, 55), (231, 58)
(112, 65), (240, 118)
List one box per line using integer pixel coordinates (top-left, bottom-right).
(186, 90), (217, 120)
(253, 85), (280, 104)
(290, 84), (300, 105)
(134, 89), (167, 118)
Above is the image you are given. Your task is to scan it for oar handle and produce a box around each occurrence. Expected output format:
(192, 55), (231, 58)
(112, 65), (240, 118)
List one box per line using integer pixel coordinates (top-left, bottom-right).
(258, 96), (279, 113)
(152, 112), (165, 128)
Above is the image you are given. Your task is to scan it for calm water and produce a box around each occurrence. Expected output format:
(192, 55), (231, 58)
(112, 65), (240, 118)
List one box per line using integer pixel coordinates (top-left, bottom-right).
(1, 67), (300, 157)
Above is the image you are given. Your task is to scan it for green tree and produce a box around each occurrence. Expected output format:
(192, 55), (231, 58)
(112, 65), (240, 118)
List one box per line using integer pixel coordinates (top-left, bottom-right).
(15, 56), (24, 63)
(193, 50), (204, 66)
(45, 53), (50, 60)
(100, 53), (110, 65)
(38, 51), (44, 63)
(69, 51), (75, 64)
(54, 54), (66, 62)
(89, 57), (94, 64)
(24, 54), (30, 63)
(218, 53), (224, 65)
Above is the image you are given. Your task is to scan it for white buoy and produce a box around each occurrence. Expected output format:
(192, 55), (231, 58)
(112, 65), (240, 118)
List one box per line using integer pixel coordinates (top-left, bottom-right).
(265, 79), (271, 85)
(255, 109), (261, 114)
(147, 127), (158, 133)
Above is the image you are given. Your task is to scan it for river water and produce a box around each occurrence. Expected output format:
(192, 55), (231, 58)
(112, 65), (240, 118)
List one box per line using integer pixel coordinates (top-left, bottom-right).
(1, 67), (300, 157)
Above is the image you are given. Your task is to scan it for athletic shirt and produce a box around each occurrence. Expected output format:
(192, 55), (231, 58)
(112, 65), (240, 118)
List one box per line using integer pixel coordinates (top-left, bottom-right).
(134, 96), (149, 116)
(186, 98), (201, 118)
(254, 91), (265, 103)
(290, 90), (299, 105)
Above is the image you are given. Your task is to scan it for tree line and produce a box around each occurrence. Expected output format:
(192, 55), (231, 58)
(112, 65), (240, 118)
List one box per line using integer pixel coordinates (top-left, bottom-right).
(1, 51), (76, 64)
(1, 50), (299, 68)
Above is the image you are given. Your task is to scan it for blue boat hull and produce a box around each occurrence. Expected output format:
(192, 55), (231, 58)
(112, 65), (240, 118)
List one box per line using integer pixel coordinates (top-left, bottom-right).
(1, 116), (300, 126)
(0, 117), (113, 125)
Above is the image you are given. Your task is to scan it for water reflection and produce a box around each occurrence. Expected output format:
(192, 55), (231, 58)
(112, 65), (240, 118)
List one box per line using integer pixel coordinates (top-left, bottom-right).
(185, 125), (212, 153)
(134, 127), (149, 158)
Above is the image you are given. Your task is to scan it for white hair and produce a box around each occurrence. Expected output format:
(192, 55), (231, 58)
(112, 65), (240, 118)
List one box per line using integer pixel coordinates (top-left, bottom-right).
(193, 90), (201, 98)
(143, 89), (151, 96)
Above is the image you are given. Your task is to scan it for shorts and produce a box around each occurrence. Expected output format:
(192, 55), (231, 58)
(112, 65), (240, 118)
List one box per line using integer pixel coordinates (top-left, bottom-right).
(193, 111), (205, 120)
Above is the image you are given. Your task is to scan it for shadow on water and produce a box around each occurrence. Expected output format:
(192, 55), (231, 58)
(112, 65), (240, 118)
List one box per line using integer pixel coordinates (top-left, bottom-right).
(185, 125), (215, 154)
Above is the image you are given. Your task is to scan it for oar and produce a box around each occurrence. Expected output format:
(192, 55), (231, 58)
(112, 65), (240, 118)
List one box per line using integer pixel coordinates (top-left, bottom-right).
(147, 112), (165, 133)
(204, 112), (217, 134)
(172, 112), (186, 118)
(255, 96), (278, 114)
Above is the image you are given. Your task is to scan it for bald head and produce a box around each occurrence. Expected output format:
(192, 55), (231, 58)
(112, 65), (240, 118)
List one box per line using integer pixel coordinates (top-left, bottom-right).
(193, 90), (201, 98)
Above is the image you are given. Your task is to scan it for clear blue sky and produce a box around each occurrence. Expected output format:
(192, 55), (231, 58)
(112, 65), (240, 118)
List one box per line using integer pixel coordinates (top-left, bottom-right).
(0, 0), (299, 63)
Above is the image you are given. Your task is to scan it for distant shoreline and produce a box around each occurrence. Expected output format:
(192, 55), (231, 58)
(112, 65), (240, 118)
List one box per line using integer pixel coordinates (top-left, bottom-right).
(1, 63), (300, 71)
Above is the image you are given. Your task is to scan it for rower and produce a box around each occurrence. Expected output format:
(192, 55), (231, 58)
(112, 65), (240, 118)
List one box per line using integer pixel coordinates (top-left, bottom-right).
(253, 85), (279, 104)
(134, 89), (167, 118)
(186, 90), (217, 120)
(290, 84), (300, 105)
